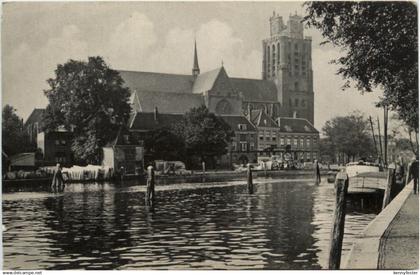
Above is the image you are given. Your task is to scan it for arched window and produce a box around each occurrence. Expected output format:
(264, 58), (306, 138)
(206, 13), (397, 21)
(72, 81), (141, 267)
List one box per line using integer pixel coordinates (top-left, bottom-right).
(277, 42), (280, 65)
(267, 46), (271, 75)
(272, 44), (276, 76)
(215, 99), (232, 114)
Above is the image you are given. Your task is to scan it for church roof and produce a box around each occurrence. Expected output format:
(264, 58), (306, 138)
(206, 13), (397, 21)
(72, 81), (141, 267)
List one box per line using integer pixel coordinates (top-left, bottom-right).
(130, 112), (184, 131)
(136, 90), (204, 114)
(192, 67), (222, 94)
(278, 117), (318, 134)
(249, 109), (278, 128)
(119, 70), (193, 94)
(230, 78), (278, 102)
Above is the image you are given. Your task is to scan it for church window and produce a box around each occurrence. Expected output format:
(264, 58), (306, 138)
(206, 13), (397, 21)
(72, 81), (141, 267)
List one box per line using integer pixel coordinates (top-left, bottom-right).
(215, 99), (232, 114)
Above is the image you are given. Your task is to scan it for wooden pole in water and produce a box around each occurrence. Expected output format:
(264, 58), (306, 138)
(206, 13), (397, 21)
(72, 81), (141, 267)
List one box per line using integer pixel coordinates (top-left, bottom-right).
(145, 166), (155, 208)
(328, 172), (349, 270)
(202, 161), (206, 182)
(247, 163), (253, 194)
(382, 167), (395, 210)
(264, 161), (268, 177)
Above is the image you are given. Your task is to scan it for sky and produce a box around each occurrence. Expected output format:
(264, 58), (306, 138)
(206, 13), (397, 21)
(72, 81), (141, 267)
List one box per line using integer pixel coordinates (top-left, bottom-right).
(2, 1), (385, 131)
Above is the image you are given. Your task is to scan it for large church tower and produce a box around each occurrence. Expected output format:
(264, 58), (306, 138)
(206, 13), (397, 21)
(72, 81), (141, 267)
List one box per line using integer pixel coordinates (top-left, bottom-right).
(262, 12), (314, 124)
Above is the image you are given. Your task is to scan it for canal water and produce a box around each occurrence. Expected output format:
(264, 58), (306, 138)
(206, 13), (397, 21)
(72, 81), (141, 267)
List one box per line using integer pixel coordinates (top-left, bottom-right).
(2, 178), (380, 270)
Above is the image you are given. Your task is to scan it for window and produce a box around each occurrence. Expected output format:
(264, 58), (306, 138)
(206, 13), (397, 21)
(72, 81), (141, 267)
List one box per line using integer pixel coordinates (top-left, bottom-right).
(301, 100), (306, 107)
(266, 130), (271, 141)
(60, 139), (67, 145)
(55, 140), (60, 145)
(287, 137), (291, 145)
(55, 152), (66, 163)
(238, 124), (247, 131)
(250, 142), (255, 151)
(295, 82), (299, 91)
(123, 135), (130, 144)
(293, 138), (298, 146)
(232, 141), (237, 152)
(239, 134), (247, 142)
(124, 148), (135, 161)
(307, 138), (311, 147)
(313, 137), (317, 145)
(300, 137), (304, 147)
(280, 137), (285, 145)
(240, 142), (247, 152)
(259, 131), (264, 141)
(295, 99), (299, 107)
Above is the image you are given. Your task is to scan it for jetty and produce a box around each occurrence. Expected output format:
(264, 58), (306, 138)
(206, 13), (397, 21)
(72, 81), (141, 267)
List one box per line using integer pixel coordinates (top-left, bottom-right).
(345, 181), (419, 269)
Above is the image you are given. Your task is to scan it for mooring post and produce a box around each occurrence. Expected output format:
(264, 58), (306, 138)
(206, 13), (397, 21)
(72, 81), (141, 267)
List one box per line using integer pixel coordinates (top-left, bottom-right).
(382, 167), (395, 210)
(145, 165), (155, 209)
(264, 162), (268, 178)
(328, 172), (349, 270)
(247, 163), (254, 194)
(202, 161), (206, 182)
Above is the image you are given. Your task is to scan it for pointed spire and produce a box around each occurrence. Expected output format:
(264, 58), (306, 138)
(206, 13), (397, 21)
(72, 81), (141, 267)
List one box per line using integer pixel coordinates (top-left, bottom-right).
(192, 39), (200, 78)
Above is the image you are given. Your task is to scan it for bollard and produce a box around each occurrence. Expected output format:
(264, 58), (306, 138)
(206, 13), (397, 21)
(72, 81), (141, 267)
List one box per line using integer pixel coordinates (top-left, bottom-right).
(247, 163), (254, 194)
(382, 168), (395, 210)
(328, 172), (349, 270)
(145, 166), (155, 209)
(264, 162), (268, 178)
(202, 161), (206, 183)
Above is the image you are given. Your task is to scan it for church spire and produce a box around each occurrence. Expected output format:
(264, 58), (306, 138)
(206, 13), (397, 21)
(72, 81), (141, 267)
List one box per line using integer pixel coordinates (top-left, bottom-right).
(192, 39), (200, 78)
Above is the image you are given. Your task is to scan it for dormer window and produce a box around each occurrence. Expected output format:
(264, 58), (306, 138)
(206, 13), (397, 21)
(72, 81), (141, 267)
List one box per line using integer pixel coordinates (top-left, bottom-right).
(238, 124), (247, 131)
(123, 135), (130, 144)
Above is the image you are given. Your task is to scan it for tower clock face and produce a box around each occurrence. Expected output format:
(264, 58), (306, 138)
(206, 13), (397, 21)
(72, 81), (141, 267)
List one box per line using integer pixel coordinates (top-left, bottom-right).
(215, 100), (232, 114)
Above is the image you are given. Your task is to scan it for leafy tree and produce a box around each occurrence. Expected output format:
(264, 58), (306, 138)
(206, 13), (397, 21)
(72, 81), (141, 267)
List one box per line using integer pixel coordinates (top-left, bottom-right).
(44, 56), (131, 163)
(2, 105), (33, 156)
(322, 112), (375, 163)
(143, 128), (186, 161)
(303, 2), (418, 130)
(173, 105), (234, 165)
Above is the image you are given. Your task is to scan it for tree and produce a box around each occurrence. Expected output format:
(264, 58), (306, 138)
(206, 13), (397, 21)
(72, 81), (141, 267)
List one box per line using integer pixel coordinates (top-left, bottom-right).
(322, 112), (375, 163)
(2, 105), (33, 156)
(143, 128), (186, 161)
(173, 106), (234, 166)
(303, 2), (418, 130)
(44, 56), (131, 163)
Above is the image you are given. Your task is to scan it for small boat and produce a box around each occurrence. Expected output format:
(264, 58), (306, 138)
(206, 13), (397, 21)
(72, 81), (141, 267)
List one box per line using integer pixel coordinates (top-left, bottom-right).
(345, 161), (380, 178)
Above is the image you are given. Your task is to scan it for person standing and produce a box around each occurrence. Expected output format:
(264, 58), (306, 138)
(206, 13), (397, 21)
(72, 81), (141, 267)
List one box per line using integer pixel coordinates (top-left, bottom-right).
(315, 160), (321, 183)
(409, 156), (419, 194)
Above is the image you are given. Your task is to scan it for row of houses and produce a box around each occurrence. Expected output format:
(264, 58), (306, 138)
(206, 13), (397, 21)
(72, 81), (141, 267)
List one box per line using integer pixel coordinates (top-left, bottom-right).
(24, 103), (318, 173)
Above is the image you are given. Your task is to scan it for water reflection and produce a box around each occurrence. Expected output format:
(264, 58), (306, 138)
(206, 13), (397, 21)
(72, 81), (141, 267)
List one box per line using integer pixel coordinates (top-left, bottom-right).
(2, 179), (379, 270)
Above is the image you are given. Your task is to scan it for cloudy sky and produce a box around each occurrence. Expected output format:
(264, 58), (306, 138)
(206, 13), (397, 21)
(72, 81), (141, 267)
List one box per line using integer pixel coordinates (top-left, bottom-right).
(2, 1), (384, 131)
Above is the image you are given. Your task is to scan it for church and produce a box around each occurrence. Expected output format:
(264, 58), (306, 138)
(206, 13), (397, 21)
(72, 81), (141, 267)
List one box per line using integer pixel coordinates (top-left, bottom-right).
(25, 12), (319, 171)
(121, 12), (319, 168)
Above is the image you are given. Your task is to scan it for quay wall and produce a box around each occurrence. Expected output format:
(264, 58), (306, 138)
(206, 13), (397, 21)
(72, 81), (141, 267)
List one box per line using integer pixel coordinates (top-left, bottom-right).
(344, 181), (414, 269)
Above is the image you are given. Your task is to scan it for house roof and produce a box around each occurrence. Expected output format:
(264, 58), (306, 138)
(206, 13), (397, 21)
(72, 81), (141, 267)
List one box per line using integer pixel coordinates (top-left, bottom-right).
(118, 70), (194, 94)
(192, 67), (222, 94)
(136, 90), (204, 113)
(24, 108), (45, 128)
(278, 117), (318, 134)
(130, 112), (184, 131)
(230, 78), (278, 102)
(250, 109), (278, 128)
(219, 115), (257, 132)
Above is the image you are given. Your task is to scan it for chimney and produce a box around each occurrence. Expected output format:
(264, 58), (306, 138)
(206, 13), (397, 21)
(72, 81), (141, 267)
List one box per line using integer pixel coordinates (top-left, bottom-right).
(154, 106), (158, 122)
(247, 104), (252, 120)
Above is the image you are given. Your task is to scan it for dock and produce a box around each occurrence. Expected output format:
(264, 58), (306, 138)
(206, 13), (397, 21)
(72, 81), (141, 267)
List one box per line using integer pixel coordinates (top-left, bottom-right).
(344, 182), (419, 269)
